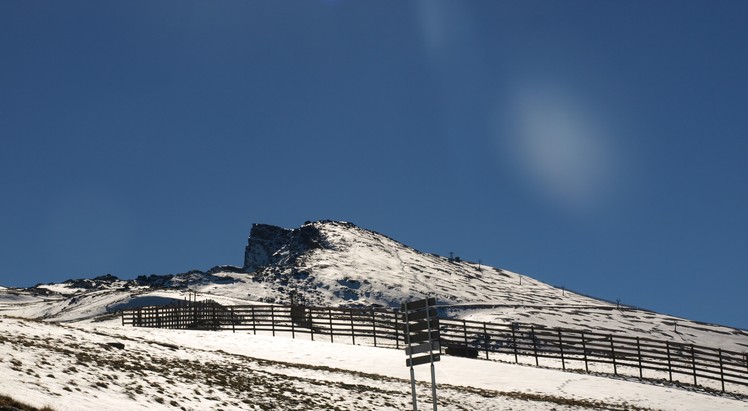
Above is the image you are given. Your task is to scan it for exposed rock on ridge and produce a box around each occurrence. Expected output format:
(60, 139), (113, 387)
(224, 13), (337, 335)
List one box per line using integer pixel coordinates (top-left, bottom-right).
(243, 221), (330, 272)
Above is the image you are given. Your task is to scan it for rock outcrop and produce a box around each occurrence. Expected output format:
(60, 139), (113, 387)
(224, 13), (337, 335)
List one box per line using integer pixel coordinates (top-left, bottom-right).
(243, 222), (326, 272)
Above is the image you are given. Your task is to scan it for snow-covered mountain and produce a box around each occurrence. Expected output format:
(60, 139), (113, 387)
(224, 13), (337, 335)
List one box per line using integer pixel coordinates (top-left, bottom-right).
(235, 221), (748, 350)
(2, 220), (747, 351)
(2, 220), (748, 410)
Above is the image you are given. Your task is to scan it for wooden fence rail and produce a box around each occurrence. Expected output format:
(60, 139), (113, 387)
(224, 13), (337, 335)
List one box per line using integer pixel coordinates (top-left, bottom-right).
(121, 301), (748, 393)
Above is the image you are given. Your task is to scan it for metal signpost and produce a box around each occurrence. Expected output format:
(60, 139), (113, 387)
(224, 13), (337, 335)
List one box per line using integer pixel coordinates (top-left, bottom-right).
(401, 297), (440, 411)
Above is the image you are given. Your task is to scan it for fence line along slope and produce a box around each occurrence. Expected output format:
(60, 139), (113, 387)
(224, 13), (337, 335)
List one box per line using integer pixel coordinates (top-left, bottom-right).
(121, 300), (748, 395)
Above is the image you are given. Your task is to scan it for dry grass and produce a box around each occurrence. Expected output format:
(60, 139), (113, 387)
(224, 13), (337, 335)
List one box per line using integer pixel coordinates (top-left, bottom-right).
(0, 393), (54, 411)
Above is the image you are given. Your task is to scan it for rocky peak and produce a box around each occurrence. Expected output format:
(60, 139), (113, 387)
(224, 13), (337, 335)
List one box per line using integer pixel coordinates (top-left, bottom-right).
(243, 222), (327, 272)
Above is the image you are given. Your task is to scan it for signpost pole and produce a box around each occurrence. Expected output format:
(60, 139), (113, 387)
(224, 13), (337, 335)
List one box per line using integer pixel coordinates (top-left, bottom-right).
(410, 366), (417, 411)
(404, 307), (418, 411)
(427, 298), (437, 411)
(430, 362), (437, 411)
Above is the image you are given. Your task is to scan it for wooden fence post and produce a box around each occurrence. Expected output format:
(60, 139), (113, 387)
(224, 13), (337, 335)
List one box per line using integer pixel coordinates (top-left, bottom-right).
(372, 311), (377, 347)
(719, 348), (724, 392)
(463, 319), (469, 347)
(610, 335), (617, 376)
(200, 302), (205, 328)
(691, 344), (696, 386)
(329, 308), (334, 343)
(309, 310), (314, 341)
(394, 311), (399, 349)
(558, 330), (565, 371)
(511, 325), (518, 364)
(666, 341), (672, 382)
(251, 306), (256, 335)
(582, 331), (589, 373)
(531, 326), (539, 366)
(637, 337), (642, 379)
(271, 305), (275, 337)
(213, 306), (217, 330)
(483, 323), (489, 360)
(231, 308), (235, 333)
(350, 309), (355, 345)
(291, 307), (295, 339)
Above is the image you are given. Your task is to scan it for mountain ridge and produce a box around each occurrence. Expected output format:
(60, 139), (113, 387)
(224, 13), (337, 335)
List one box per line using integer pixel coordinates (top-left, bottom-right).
(2, 220), (747, 352)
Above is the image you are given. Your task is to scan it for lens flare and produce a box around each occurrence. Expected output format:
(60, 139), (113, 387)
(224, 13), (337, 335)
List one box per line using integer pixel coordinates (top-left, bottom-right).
(499, 83), (621, 213)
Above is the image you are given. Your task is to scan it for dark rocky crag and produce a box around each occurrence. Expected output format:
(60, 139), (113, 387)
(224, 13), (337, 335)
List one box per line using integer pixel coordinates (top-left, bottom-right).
(242, 221), (357, 306)
(243, 222), (328, 273)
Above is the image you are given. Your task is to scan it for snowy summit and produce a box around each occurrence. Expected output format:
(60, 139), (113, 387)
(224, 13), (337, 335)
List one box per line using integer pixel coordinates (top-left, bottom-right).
(1, 220), (747, 410)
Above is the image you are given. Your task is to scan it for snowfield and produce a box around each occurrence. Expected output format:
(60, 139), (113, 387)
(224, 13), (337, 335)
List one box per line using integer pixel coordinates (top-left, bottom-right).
(1, 316), (746, 411)
(1, 220), (747, 410)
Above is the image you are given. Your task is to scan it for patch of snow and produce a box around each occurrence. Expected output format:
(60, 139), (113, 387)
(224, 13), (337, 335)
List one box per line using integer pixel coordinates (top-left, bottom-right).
(36, 284), (88, 295)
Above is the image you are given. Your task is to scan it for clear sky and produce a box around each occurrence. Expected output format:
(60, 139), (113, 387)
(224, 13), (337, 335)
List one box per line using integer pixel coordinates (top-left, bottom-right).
(1, 1), (746, 329)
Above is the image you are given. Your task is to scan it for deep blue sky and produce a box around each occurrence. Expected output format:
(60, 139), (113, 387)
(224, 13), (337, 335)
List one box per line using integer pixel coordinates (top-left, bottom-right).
(1, 1), (746, 329)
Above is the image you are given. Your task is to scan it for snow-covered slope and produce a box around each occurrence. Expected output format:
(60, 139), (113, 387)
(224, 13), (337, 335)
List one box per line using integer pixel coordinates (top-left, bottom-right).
(237, 221), (748, 352)
(2, 220), (747, 352)
(1, 220), (748, 410)
(1, 316), (746, 411)
(242, 221), (602, 308)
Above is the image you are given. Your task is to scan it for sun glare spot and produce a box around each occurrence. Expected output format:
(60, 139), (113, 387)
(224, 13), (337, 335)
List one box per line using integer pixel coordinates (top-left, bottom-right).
(497, 83), (621, 214)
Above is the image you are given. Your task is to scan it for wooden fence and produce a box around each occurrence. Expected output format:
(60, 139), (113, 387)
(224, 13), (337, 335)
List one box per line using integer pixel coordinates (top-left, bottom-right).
(122, 300), (401, 346)
(121, 301), (748, 393)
